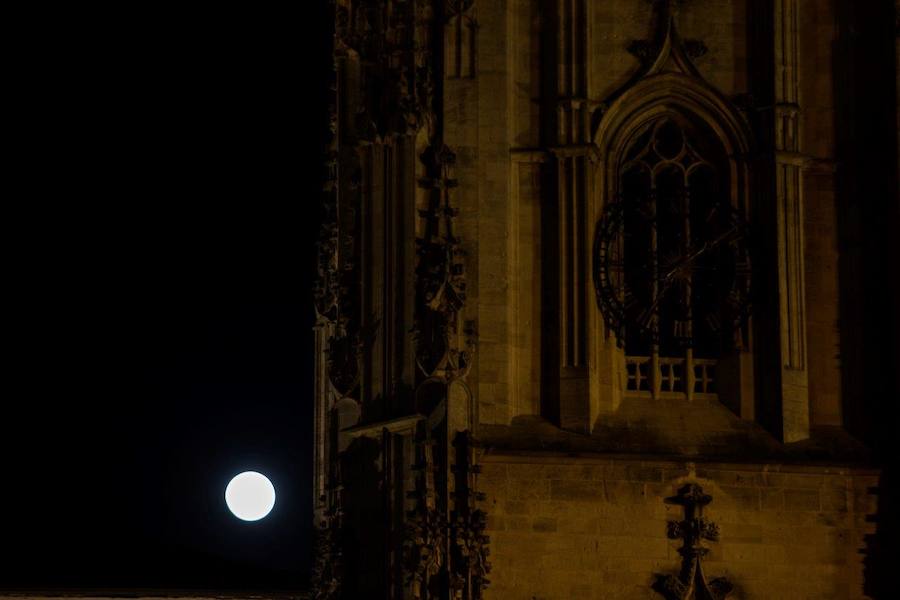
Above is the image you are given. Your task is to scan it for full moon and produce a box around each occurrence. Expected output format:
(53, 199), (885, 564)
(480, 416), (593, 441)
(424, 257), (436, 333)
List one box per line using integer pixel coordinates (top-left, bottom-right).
(225, 471), (276, 522)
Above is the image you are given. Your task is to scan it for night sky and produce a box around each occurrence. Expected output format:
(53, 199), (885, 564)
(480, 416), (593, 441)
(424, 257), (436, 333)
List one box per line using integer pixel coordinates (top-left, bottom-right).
(3, 4), (329, 591)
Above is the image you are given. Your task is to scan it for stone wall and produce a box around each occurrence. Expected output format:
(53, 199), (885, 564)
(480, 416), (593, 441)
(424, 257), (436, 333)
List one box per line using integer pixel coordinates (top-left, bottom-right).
(478, 453), (878, 599)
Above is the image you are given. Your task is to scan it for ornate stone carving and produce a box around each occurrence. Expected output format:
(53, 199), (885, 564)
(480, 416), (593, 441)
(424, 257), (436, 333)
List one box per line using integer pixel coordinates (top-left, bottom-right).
(335, 0), (437, 140)
(404, 429), (490, 600)
(450, 431), (491, 599)
(320, 4), (479, 598)
(405, 504), (447, 598)
(314, 53), (340, 322)
(654, 484), (732, 600)
(414, 143), (471, 381)
(404, 427), (447, 598)
(310, 481), (344, 600)
(323, 122), (368, 399)
(326, 332), (362, 397)
(627, 0), (707, 67)
(309, 522), (342, 600)
(626, 39), (661, 63)
(683, 39), (708, 59)
(319, 9), (370, 400)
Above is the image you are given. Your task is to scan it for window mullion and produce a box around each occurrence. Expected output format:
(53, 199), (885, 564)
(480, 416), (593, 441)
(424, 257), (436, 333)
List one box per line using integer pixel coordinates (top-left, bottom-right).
(649, 187), (661, 400)
(683, 184), (695, 401)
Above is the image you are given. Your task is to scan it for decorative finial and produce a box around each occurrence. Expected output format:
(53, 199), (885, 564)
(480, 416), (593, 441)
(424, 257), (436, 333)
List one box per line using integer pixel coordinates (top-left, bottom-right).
(647, 0), (684, 16)
(627, 0), (707, 69)
(654, 484), (733, 600)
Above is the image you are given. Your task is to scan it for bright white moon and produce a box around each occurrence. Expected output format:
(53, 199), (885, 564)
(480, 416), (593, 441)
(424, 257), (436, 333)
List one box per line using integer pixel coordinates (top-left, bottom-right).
(225, 471), (276, 521)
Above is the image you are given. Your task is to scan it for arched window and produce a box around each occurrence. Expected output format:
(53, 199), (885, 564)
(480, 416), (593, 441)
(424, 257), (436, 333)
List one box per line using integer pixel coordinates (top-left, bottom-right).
(596, 114), (751, 399)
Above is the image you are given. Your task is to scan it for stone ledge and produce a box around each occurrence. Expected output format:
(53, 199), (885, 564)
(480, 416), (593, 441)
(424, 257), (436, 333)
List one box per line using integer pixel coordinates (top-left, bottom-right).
(479, 449), (880, 475)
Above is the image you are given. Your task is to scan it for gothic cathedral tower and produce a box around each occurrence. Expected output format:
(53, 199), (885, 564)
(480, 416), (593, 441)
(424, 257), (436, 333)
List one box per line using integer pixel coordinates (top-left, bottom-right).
(312, 1), (898, 598)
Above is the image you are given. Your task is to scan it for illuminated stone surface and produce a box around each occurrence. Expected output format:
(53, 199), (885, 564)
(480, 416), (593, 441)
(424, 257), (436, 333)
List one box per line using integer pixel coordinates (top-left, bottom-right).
(311, 0), (895, 598)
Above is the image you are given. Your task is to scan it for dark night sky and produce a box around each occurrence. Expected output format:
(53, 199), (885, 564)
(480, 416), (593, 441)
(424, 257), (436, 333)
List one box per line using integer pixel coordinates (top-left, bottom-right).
(3, 4), (329, 591)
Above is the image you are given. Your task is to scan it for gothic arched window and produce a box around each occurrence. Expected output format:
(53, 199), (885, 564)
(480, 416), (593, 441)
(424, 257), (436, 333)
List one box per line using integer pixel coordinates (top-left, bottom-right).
(595, 115), (751, 399)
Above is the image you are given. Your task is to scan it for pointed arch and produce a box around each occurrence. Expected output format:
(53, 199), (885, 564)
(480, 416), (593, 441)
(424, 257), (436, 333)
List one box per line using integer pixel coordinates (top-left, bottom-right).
(593, 72), (752, 175)
(588, 45), (757, 422)
(593, 2), (752, 172)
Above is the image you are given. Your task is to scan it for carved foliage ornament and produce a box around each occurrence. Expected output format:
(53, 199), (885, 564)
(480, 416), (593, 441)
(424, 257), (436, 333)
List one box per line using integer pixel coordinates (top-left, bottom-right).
(404, 504), (447, 598)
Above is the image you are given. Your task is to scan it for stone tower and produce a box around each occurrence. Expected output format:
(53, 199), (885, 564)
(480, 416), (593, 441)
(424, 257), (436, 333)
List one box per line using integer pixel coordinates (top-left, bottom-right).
(312, 1), (898, 598)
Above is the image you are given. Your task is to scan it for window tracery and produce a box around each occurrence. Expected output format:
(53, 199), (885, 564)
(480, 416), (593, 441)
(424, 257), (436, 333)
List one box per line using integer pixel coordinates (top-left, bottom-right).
(595, 115), (751, 399)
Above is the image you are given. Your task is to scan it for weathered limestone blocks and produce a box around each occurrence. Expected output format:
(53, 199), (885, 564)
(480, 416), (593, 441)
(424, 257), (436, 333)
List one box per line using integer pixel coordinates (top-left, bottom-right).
(478, 454), (877, 600)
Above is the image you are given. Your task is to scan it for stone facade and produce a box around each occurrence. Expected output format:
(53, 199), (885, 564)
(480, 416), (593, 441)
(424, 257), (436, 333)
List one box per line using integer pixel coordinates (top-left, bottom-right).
(313, 0), (896, 598)
(480, 454), (876, 599)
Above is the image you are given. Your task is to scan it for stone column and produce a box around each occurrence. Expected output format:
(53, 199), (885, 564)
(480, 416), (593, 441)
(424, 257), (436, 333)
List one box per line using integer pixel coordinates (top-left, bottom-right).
(772, 0), (810, 442)
(753, 0), (811, 442)
(549, 0), (592, 433)
(313, 318), (331, 525)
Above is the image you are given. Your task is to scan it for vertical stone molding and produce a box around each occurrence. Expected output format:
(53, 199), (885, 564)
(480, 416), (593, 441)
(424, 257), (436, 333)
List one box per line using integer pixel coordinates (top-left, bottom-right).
(445, 0), (477, 80)
(766, 0), (811, 442)
(548, 0), (592, 434)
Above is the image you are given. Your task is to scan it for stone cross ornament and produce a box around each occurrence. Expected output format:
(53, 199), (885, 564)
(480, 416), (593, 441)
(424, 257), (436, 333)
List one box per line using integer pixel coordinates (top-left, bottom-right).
(655, 484), (733, 600)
